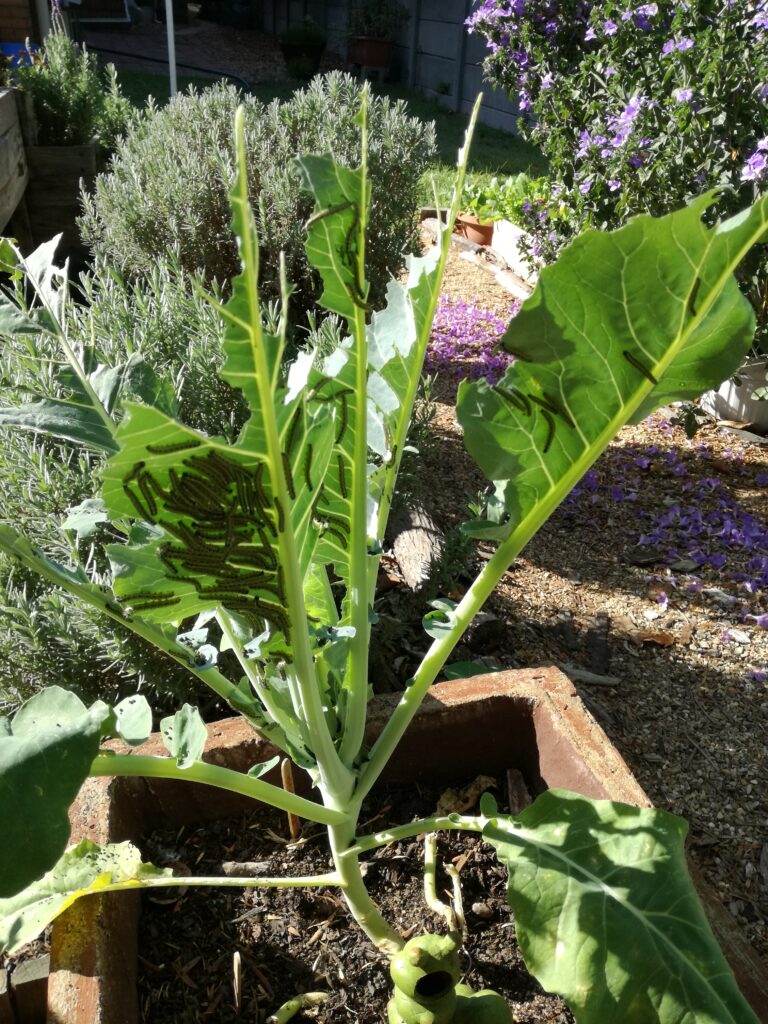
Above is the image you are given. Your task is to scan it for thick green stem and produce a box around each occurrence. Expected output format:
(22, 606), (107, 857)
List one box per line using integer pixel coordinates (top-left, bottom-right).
(90, 753), (349, 827)
(343, 814), (484, 857)
(95, 872), (342, 894)
(327, 816), (404, 955)
(232, 109), (352, 803)
(340, 85), (372, 770)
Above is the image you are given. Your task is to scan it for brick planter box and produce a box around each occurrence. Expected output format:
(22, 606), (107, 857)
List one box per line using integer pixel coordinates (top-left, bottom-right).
(40, 668), (768, 1023)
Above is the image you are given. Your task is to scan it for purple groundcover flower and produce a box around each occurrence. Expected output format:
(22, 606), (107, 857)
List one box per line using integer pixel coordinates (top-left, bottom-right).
(604, 19), (618, 35)
(425, 297), (520, 385)
(675, 87), (693, 102)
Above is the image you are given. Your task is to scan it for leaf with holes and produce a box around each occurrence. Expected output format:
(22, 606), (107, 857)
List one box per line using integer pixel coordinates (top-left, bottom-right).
(0, 839), (171, 955)
(485, 790), (759, 1023)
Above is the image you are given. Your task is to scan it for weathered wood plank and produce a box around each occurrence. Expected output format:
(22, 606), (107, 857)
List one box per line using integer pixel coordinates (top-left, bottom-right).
(0, 89), (27, 232)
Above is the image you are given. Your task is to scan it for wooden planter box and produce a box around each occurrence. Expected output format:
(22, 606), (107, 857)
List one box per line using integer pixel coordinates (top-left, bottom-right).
(0, 88), (28, 235)
(24, 140), (100, 268)
(31, 668), (768, 1023)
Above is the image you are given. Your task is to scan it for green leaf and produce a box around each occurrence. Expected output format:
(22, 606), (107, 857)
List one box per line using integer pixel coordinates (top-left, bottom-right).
(0, 687), (106, 898)
(0, 839), (171, 955)
(485, 790), (758, 1024)
(113, 694), (153, 746)
(247, 754), (280, 778)
(441, 660), (499, 681)
(62, 498), (110, 540)
(160, 704), (207, 768)
(0, 397), (119, 452)
(422, 598), (457, 640)
(457, 194), (768, 541)
(296, 155), (370, 320)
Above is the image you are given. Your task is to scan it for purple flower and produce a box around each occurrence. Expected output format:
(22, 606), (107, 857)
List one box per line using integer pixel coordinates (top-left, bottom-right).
(585, 25), (596, 40)
(674, 88), (693, 103)
(541, 72), (554, 90)
(742, 149), (768, 182)
(676, 37), (694, 51)
(604, 19), (618, 35)
(662, 38), (676, 54)
(607, 178), (621, 191)
(579, 178), (593, 194)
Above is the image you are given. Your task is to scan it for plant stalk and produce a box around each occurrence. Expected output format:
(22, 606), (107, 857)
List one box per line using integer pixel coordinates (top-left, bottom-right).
(90, 753), (349, 827)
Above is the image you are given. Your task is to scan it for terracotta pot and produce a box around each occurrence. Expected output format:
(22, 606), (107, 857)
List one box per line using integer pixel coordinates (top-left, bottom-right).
(348, 37), (395, 69)
(455, 213), (494, 247)
(45, 669), (768, 1023)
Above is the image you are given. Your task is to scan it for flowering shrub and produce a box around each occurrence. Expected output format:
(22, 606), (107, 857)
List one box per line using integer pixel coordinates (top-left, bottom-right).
(469, 0), (768, 344)
(425, 296), (519, 384)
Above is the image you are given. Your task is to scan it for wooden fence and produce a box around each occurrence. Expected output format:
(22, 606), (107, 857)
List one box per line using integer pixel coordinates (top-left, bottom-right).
(265, 0), (519, 132)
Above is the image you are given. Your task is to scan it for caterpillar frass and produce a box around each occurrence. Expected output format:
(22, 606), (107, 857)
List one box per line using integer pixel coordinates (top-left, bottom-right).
(622, 350), (658, 385)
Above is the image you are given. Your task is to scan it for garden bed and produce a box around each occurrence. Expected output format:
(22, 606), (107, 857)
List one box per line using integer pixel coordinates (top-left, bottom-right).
(136, 782), (573, 1023)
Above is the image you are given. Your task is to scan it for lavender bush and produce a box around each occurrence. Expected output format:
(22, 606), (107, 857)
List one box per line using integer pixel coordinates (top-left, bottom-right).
(469, 0), (768, 346)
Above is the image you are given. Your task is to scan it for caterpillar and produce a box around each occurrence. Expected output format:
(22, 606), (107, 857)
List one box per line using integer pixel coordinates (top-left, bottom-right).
(285, 405), (303, 454)
(282, 452), (296, 499)
(623, 350), (658, 385)
(127, 594), (181, 612)
(303, 445), (314, 492)
(323, 525), (349, 550)
(277, 565), (286, 600)
(336, 392), (349, 445)
(529, 392), (575, 429)
(688, 276), (701, 317)
(540, 409), (556, 454)
(496, 385), (532, 416)
(337, 454), (348, 498)
(274, 496), (285, 532)
(146, 439), (202, 455)
(135, 473), (159, 519)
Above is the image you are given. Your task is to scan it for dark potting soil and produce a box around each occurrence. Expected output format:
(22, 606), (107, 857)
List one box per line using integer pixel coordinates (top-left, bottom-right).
(137, 778), (574, 1023)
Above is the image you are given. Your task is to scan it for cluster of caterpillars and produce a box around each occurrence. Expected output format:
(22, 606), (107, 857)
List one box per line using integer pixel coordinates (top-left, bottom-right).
(493, 347), (659, 453)
(121, 439), (291, 637)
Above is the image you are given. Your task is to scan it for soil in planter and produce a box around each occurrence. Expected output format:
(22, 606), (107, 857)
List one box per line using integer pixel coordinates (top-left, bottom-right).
(137, 778), (574, 1023)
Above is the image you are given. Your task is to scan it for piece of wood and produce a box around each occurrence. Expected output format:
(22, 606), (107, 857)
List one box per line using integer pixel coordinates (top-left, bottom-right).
(0, 967), (15, 1024)
(559, 662), (621, 687)
(391, 504), (444, 591)
(0, 89), (28, 233)
(9, 954), (49, 1024)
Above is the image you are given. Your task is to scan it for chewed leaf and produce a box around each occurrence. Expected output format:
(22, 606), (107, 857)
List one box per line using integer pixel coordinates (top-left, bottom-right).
(485, 790), (759, 1024)
(113, 694), (153, 746)
(160, 704), (208, 768)
(458, 193), (768, 541)
(0, 687), (106, 898)
(0, 839), (171, 955)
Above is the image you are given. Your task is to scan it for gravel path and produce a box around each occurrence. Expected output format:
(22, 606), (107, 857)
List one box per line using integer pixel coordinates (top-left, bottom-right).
(422, 239), (768, 964)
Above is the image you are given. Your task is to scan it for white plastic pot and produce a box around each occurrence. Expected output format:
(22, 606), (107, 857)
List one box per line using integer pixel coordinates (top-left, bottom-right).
(699, 359), (768, 429)
(490, 219), (539, 285)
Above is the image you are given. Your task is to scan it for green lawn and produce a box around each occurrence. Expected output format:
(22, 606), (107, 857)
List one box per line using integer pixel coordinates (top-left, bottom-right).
(115, 69), (546, 203)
